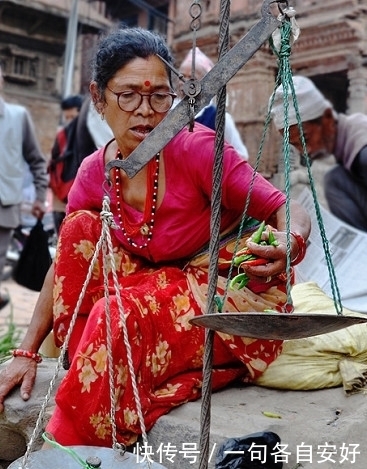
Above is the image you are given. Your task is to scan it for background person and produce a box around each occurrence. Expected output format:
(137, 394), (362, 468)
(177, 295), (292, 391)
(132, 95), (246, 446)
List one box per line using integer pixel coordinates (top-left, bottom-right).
(50, 95), (83, 234)
(177, 47), (249, 160)
(60, 94), (83, 125)
(271, 75), (367, 232)
(0, 28), (310, 447)
(0, 64), (48, 309)
(49, 95), (113, 235)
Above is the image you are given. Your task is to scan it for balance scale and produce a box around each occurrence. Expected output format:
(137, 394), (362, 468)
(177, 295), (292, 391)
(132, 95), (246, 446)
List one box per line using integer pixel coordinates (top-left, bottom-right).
(10, 1), (367, 468)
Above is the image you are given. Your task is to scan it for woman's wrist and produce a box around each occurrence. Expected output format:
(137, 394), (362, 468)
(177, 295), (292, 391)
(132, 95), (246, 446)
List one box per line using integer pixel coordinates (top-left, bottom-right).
(290, 232), (307, 266)
(12, 349), (43, 363)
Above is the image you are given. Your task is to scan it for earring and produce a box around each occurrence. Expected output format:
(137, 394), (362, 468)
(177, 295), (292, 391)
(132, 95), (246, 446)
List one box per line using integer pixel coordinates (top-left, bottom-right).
(101, 113), (105, 121)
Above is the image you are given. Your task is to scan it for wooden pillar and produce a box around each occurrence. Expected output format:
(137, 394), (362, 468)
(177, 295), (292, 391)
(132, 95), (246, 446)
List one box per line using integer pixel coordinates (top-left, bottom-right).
(227, 50), (278, 178)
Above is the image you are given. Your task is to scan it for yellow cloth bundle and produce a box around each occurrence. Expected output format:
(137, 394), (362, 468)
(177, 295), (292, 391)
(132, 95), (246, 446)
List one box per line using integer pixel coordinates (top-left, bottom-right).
(254, 282), (367, 394)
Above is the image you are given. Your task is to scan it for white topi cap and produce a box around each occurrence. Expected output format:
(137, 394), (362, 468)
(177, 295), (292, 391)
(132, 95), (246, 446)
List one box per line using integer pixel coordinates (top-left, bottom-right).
(180, 47), (214, 74)
(270, 76), (332, 130)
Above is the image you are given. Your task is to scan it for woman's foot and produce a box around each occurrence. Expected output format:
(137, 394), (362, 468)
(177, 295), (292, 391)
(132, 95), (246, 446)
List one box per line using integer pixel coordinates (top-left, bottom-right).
(0, 292), (10, 310)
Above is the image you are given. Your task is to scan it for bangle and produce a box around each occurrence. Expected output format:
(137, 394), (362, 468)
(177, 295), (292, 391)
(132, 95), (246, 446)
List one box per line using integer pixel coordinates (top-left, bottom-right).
(290, 232), (307, 266)
(13, 349), (42, 363)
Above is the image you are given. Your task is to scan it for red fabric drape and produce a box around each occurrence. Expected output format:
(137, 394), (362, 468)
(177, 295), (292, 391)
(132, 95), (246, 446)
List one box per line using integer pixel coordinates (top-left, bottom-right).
(47, 211), (288, 446)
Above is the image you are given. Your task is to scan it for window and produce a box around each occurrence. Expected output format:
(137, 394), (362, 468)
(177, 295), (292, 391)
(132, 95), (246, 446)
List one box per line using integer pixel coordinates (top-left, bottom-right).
(0, 46), (38, 84)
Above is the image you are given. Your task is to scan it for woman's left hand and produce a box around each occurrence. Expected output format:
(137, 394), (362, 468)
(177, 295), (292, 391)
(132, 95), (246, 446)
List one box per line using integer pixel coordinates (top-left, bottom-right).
(241, 229), (297, 284)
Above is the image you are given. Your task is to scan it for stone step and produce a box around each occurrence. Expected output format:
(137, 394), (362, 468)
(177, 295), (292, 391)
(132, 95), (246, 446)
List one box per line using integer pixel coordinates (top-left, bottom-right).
(1, 360), (366, 469)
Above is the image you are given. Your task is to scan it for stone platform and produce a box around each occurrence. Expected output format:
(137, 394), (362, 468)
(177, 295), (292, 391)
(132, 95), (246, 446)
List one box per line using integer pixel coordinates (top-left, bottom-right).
(1, 358), (367, 469)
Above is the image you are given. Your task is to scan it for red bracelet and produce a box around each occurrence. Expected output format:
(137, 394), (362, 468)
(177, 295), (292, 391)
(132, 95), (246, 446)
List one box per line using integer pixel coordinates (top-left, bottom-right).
(290, 232), (307, 266)
(13, 349), (42, 363)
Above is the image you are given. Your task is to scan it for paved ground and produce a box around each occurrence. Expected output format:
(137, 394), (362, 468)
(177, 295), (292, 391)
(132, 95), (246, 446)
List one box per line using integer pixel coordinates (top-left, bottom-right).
(0, 277), (39, 341)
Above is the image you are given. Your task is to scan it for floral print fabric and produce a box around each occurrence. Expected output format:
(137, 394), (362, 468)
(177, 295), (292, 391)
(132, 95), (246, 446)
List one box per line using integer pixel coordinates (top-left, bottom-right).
(47, 210), (288, 447)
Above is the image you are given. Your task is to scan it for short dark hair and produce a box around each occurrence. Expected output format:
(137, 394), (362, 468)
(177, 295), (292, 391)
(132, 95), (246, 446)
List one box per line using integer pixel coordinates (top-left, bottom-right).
(61, 94), (83, 111)
(91, 27), (174, 93)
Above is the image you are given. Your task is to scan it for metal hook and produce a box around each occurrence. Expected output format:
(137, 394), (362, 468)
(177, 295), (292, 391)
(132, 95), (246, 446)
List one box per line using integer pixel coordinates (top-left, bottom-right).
(157, 54), (202, 133)
(188, 97), (196, 132)
(276, 0), (288, 16)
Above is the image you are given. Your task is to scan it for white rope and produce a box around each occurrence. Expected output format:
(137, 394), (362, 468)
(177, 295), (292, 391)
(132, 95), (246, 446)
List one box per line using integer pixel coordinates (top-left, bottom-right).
(21, 215), (105, 467)
(100, 197), (151, 465)
(101, 215), (119, 449)
(21, 197), (150, 467)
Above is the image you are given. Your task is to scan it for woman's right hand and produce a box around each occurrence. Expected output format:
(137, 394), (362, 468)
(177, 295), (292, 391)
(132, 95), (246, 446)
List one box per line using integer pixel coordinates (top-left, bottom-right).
(0, 357), (38, 412)
(0, 263), (56, 413)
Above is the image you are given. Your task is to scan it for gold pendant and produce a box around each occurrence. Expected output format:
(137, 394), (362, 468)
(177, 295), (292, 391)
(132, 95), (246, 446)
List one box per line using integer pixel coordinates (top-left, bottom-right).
(140, 223), (150, 236)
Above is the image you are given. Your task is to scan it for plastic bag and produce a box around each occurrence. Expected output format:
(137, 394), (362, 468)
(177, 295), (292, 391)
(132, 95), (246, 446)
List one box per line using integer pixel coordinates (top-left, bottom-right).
(13, 219), (52, 291)
(215, 431), (282, 469)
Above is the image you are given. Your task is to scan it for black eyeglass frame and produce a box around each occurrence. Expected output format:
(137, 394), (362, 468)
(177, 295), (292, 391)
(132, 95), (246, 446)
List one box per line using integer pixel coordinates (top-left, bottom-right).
(106, 86), (177, 113)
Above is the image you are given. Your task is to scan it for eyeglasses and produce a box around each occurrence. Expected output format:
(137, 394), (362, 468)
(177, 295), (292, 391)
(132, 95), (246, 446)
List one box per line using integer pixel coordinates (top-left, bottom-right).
(106, 86), (177, 113)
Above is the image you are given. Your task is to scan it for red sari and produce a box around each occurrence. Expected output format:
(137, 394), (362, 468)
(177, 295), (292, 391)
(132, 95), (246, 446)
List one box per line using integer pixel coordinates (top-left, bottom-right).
(47, 210), (288, 446)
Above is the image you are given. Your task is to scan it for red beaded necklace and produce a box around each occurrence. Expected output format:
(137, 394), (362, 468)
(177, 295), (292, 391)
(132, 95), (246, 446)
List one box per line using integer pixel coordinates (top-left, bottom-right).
(114, 149), (160, 249)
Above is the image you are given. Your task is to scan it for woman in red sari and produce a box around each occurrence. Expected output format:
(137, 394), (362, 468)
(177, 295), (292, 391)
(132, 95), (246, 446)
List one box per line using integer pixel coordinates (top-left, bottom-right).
(0, 28), (310, 447)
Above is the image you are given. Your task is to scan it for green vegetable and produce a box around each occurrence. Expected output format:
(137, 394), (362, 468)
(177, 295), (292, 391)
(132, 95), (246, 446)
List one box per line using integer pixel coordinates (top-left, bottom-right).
(230, 273), (249, 290)
(233, 252), (257, 267)
(251, 220), (266, 244)
(268, 228), (279, 246)
(262, 411), (282, 419)
(229, 221), (279, 292)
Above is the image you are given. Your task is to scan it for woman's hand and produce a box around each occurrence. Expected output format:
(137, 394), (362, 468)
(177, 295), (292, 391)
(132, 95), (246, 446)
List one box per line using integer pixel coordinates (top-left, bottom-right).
(0, 264), (56, 412)
(242, 229), (298, 283)
(0, 357), (38, 412)
(240, 199), (311, 284)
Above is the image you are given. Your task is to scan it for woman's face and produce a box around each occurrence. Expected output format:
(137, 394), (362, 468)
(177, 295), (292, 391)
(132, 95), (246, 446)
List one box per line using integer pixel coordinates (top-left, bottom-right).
(96, 55), (172, 157)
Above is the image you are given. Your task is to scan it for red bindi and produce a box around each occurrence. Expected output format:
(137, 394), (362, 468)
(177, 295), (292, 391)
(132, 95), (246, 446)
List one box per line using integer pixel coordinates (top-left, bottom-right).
(144, 80), (151, 87)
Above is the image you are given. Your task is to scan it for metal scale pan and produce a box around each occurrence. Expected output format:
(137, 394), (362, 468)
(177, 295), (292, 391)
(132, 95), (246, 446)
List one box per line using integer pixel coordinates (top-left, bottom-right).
(190, 312), (367, 340)
(8, 446), (167, 469)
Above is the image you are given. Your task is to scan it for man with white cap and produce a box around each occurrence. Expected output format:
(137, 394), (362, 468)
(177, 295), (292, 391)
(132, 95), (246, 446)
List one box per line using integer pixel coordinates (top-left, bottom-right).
(177, 47), (249, 160)
(271, 75), (367, 232)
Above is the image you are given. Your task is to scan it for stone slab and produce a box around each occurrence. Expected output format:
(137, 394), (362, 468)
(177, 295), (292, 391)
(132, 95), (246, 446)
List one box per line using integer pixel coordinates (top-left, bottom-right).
(148, 384), (367, 469)
(2, 364), (367, 469)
